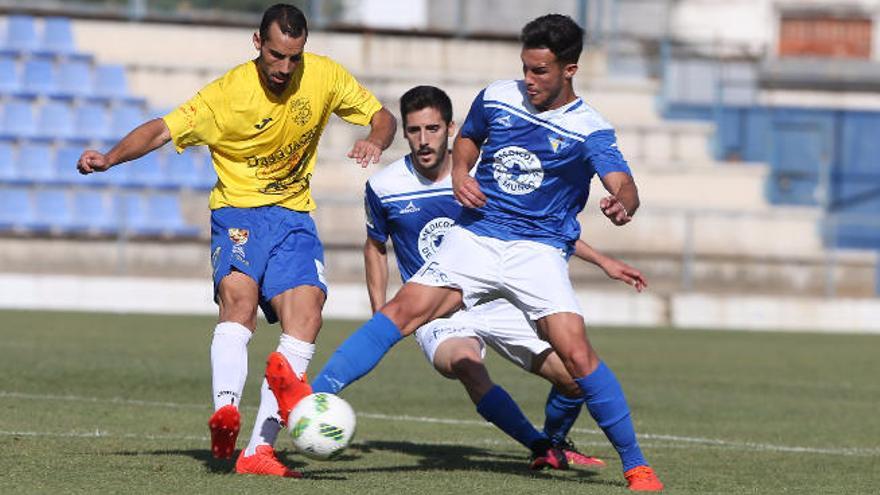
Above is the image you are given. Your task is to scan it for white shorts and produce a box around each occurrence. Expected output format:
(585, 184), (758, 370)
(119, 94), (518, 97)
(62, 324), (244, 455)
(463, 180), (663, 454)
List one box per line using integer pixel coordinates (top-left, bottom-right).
(413, 298), (552, 371)
(409, 226), (583, 320)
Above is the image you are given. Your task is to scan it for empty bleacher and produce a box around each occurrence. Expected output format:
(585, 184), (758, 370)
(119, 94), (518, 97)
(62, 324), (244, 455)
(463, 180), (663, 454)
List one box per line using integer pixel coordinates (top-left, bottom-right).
(0, 14), (874, 297)
(0, 14), (209, 242)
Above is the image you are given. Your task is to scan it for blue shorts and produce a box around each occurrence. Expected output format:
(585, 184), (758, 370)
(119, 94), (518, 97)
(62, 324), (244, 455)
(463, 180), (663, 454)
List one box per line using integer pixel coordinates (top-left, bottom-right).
(210, 206), (327, 324)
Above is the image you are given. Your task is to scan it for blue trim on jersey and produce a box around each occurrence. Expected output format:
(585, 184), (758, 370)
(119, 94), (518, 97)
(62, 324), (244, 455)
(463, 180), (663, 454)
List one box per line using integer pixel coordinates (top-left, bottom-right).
(380, 189), (454, 203)
(484, 100), (588, 142)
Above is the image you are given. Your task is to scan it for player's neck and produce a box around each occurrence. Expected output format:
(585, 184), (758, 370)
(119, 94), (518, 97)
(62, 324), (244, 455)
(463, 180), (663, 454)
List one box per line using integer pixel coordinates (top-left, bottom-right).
(411, 151), (451, 183)
(538, 86), (578, 112)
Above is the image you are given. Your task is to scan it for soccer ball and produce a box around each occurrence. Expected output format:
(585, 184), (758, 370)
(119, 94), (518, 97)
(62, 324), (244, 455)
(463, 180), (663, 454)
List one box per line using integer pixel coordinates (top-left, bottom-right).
(288, 392), (356, 460)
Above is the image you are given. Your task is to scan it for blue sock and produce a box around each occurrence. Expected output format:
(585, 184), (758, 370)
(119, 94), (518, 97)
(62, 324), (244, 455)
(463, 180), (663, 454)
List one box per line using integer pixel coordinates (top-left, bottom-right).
(575, 362), (647, 471)
(476, 385), (549, 454)
(311, 312), (403, 394)
(543, 386), (584, 445)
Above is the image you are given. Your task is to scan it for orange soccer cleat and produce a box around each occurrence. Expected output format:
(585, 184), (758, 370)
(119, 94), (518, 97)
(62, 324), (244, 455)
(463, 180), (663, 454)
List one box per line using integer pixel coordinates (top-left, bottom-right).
(624, 465), (664, 492)
(208, 404), (240, 459)
(265, 351), (313, 426)
(235, 445), (302, 478)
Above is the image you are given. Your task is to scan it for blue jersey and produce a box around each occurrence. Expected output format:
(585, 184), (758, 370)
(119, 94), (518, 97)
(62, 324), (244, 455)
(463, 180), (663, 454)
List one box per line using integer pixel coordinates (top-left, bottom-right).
(458, 79), (632, 254)
(365, 155), (462, 282)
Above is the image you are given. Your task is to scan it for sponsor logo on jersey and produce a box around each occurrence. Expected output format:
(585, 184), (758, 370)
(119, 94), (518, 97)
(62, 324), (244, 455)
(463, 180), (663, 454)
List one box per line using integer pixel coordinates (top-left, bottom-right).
(418, 217), (455, 261)
(548, 136), (564, 153)
(399, 201), (421, 214)
(492, 146), (543, 195)
(254, 117), (273, 130)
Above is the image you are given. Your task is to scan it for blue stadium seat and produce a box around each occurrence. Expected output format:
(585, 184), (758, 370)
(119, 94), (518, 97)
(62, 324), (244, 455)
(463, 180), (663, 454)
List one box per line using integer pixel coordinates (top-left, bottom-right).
(54, 60), (93, 99)
(0, 100), (37, 139)
(35, 101), (75, 140)
(109, 103), (145, 139)
(116, 192), (155, 236)
(0, 54), (19, 94)
(165, 149), (205, 190)
(17, 57), (57, 99)
(32, 187), (74, 233)
(0, 141), (16, 181)
(36, 17), (89, 60)
(196, 150), (217, 189)
(0, 187), (34, 230)
(17, 142), (56, 183)
(146, 192), (200, 237)
(72, 103), (110, 142)
(70, 189), (117, 235)
(93, 64), (144, 104)
(2, 15), (39, 54)
(128, 152), (171, 189)
(54, 145), (88, 185)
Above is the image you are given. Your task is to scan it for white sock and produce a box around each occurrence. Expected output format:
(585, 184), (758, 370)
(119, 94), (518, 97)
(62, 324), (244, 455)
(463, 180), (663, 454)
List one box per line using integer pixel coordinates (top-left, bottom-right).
(244, 378), (282, 456)
(278, 333), (315, 379)
(210, 321), (252, 411)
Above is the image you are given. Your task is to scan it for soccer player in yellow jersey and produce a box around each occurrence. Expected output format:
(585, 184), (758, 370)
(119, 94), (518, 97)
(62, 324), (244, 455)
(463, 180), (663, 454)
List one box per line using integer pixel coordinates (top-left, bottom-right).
(76, 3), (396, 477)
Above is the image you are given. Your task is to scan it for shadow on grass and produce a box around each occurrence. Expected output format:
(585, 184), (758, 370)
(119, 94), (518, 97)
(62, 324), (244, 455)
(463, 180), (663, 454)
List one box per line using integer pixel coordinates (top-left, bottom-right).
(111, 440), (614, 487)
(300, 440), (605, 484)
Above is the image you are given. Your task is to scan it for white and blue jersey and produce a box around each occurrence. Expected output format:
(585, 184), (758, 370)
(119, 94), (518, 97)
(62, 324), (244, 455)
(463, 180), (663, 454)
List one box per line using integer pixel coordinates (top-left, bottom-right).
(458, 79), (632, 254)
(364, 155), (462, 281)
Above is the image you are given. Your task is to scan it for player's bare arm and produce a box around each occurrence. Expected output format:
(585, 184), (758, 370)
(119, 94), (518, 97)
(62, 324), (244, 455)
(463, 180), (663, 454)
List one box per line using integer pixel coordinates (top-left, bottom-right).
(451, 134), (486, 208)
(76, 118), (171, 175)
(363, 237), (390, 312)
(598, 171), (640, 226)
(348, 107), (397, 167)
(573, 239), (647, 292)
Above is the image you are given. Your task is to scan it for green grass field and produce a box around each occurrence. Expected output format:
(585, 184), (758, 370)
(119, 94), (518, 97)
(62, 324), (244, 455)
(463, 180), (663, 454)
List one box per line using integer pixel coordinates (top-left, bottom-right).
(1, 310), (878, 494)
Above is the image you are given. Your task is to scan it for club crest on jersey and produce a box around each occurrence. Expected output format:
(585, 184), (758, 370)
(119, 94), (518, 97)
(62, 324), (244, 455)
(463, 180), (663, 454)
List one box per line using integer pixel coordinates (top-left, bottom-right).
(492, 146), (544, 195)
(548, 136), (565, 153)
(399, 201), (420, 214)
(418, 217), (455, 261)
(228, 228), (249, 245)
(289, 97), (312, 126)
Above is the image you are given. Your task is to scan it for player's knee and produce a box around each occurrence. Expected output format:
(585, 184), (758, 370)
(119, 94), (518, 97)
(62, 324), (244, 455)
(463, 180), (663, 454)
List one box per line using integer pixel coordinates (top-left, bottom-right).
(558, 346), (597, 378)
(219, 299), (258, 328)
(449, 350), (485, 382)
(380, 299), (426, 334)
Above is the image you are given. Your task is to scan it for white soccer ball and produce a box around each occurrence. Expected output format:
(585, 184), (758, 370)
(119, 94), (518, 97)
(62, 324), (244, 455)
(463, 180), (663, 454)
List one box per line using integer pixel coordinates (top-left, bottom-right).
(288, 392), (356, 460)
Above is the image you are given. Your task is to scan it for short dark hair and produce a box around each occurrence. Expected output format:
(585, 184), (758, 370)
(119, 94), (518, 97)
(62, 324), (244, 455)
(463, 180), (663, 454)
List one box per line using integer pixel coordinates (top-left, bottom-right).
(520, 14), (584, 65)
(399, 86), (453, 125)
(260, 3), (308, 40)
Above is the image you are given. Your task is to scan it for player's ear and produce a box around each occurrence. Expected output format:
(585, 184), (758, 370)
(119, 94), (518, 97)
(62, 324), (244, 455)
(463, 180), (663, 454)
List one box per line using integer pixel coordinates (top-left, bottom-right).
(253, 32), (262, 51)
(447, 120), (457, 137)
(563, 63), (578, 80)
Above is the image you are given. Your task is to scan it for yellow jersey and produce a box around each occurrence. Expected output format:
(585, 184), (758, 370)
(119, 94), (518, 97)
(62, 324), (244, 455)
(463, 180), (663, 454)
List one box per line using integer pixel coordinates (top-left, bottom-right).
(163, 53), (382, 211)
